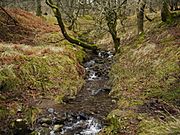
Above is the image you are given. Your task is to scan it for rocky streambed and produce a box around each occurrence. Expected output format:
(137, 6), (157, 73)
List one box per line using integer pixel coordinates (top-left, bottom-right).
(12, 51), (117, 135)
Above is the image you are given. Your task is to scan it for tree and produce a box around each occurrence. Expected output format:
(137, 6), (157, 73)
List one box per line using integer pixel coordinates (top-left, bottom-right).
(105, 7), (120, 52)
(46, 0), (97, 51)
(137, 0), (146, 35)
(161, 0), (172, 22)
(91, 0), (128, 53)
(169, 0), (179, 11)
(57, 0), (80, 31)
(36, 0), (42, 16)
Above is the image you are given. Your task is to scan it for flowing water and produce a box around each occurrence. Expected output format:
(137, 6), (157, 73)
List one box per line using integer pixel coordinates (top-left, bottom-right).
(13, 51), (116, 135)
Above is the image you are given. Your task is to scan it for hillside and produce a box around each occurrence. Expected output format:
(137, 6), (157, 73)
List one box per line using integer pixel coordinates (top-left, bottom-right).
(0, 8), (86, 134)
(0, 6), (180, 135)
(101, 14), (180, 135)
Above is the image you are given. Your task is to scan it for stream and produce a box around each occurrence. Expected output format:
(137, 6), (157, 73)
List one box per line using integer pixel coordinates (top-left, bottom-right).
(13, 51), (116, 135)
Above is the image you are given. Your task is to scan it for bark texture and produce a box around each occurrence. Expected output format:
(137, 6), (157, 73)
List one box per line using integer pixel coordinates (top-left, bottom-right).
(137, 0), (146, 35)
(105, 8), (120, 52)
(36, 0), (42, 16)
(161, 0), (172, 22)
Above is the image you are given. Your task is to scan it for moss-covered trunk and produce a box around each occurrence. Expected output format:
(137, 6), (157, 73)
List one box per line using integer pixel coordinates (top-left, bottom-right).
(161, 0), (172, 22)
(36, 0), (42, 16)
(46, 0), (97, 52)
(105, 8), (120, 53)
(137, 0), (146, 34)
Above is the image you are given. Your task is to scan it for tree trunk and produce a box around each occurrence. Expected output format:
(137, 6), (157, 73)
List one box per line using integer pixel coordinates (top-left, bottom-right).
(149, 1), (153, 12)
(161, 0), (172, 22)
(0, 6), (19, 25)
(137, 0), (146, 35)
(36, 0), (42, 16)
(0, 1), (6, 7)
(105, 8), (120, 52)
(46, 0), (97, 52)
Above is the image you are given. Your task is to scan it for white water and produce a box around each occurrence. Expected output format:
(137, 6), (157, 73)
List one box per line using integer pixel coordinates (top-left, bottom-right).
(80, 118), (102, 135)
(61, 117), (102, 135)
(88, 71), (98, 80)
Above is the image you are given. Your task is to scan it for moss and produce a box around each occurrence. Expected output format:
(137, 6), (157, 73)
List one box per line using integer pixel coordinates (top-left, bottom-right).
(0, 43), (85, 126)
(25, 107), (41, 126)
(35, 32), (63, 46)
(102, 109), (138, 135)
(80, 15), (93, 20)
(138, 116), (180, 135)
(75, 50), (86, 62)
(0, 43), (85, 96)
(0, 65), (19, 91)
(0, 107), (9, 119)
(108, 20), (180, 133)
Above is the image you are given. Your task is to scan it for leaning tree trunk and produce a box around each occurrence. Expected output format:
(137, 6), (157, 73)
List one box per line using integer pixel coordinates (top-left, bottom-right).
(161, 0), (172, 22)
(36, 0), (42, 16)
(137, 0), (146, 35)
(46, 0), (97, 51)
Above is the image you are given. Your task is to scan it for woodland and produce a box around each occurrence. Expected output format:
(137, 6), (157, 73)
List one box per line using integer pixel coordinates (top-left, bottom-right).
(0, 0), (180, 135)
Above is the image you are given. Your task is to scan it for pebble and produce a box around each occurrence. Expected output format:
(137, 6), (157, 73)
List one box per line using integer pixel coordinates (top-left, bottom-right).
(16, 119), (23, 122)
(48, 108), (54, 114)
(41, 123), (49, 127)
(50, 130), (55, 135)
(39, 118), (52, 124)
(112, 99), (116, 103)
(53, 124), (63, 132)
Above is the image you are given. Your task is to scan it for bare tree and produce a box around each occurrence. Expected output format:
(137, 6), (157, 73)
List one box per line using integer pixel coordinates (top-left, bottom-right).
(36, 0), (42, 16)
(105, 7), (120, 52)
(46, 0), (97, 51)
(137, 0), (146, 34)
(161, 0), (172, 22)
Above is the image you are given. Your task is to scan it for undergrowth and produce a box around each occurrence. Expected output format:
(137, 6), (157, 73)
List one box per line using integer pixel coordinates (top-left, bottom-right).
(104, 14), (180, 135)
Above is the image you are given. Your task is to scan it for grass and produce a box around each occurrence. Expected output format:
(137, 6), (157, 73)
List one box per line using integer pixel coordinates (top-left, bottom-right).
(0, 8), (90, 133)
(0, 43), (85, 97)
(138, 116), (180, 135)
(104, 12), (180, 134)
(0, 43), (85, 130)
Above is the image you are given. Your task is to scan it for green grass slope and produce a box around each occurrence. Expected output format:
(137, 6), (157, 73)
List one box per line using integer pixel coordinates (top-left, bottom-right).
(0, 9), (86, 133)
(103, 17), (180, 135)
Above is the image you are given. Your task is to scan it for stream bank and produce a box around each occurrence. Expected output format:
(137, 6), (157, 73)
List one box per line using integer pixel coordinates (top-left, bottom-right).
(12, 50), (117, 135)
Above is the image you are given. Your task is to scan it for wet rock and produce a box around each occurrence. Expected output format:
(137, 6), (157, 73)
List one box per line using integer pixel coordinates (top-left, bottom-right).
(38, 118), (52, 125)
(112, 99), (117, 104)
(37, 127), (51, 135)
(78, 113), (88, 120)
(84, 60), (95, 67)
(41, 123), (49, 127)
(48, 108), (54, 114)
(91, 89), (102, 96)
(50, 130), (55, 135)
(53, 124), (63, 132)
(53, 117), (66, 125)
(92, 88), (111, 96)
(12, 119), (31, 135)
(103, 88), (111, 92)
(62, 96), (76, 103)
(35, 127), (51, 135)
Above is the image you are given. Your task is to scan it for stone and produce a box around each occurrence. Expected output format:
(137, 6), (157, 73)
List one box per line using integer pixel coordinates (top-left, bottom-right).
(48, 108), (54, 114)
(53, 124), (63, 132)
(39, 118), (52, 125)
(50, 130), (55, 135)
(41, 123), (49, 127)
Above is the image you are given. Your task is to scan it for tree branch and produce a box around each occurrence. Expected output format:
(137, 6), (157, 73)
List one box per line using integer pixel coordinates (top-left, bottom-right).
(46, 0), (97, 51)
(0, 6), (19, 26)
